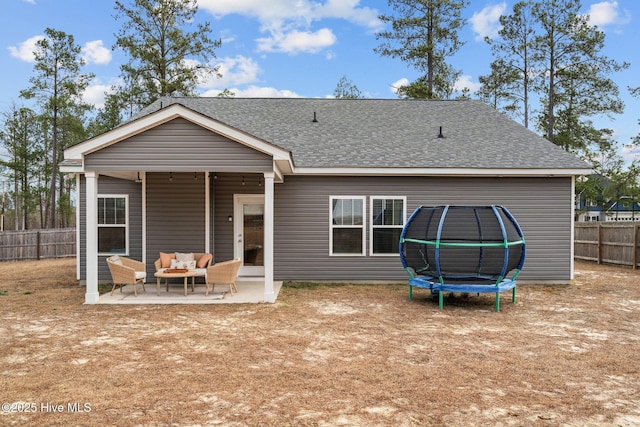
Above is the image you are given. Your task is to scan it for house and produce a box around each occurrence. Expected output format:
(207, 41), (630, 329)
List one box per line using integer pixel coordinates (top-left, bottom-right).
(604, 199), (640, 222)
(576, 204), (605, 222)
(61, 98), (592, 304)
(575, 175), (640, 222)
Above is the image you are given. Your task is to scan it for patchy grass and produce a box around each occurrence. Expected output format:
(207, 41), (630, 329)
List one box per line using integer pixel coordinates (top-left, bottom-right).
(1, 258), (640, 426)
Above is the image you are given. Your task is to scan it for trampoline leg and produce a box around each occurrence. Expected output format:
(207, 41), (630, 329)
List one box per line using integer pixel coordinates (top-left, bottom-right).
(438, 291), (444, 310)
(408, 285), (413, 300)
(512, 286), (516, 303)
(495, 292), (500, 312)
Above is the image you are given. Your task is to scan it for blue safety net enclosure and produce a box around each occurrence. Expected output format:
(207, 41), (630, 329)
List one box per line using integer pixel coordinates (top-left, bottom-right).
(399, 205), (526, 311)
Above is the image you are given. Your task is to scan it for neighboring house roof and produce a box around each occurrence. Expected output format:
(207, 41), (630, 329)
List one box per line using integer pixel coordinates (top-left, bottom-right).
(131, 97), (591, 172)
(606, 201), (640, 212)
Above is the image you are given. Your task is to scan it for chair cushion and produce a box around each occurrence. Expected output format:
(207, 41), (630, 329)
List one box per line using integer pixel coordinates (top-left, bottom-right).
(197, 253), (213, 268)
(135, 271), (146, 280)
(194, 268), (207, 276)
(108, 255), (123, 265)
(160, 252), (175, 268)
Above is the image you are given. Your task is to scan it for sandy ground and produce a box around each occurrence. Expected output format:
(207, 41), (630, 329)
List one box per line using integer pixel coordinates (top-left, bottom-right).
(0, 258), (639, 426)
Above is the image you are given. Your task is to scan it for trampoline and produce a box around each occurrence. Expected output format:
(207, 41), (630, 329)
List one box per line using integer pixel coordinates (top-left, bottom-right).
(399, 205), (526, 311)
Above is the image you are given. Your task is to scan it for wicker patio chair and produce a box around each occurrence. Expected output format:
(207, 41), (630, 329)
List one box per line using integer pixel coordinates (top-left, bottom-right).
(106, 256), (147, 296)
(205, 258), (242, 296)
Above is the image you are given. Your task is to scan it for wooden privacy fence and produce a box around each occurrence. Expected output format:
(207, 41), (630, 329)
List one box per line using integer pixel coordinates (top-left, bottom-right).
(1, 225), (638, 268)
(574, 223), (640, 269)
(0, 228), (76, 262)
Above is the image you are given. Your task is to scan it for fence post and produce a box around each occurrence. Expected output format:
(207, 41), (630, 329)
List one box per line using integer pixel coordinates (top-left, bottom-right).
(634, 224), (639, 270)
(597, 224), (602, 265)
(36, 231), (41, 260)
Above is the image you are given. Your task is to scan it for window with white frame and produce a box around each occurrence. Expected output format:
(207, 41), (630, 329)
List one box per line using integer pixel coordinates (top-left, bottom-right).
(370, 197), (406, 255)
(330, 196), (366, 255)
(97, 195), (128, 255)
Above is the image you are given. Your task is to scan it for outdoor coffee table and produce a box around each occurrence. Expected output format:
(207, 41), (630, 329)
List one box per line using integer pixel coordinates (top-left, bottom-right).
(154, 269), (197, 296)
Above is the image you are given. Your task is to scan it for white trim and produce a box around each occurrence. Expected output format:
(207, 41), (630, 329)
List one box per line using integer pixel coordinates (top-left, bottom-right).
(141, 172), (146, 265)
(329, 196), (367, 256)
(570, 176), (575, 280)
(205, 172), (211, 253)
(264, 172), (275, 302)
(75, 174), (81, 280)
(96, 194), (129, 256)
(85, 172), (99, 304)
(293, 167), (592, 177)
(234, 194), (266, 276)
(369, 196), (406, 256)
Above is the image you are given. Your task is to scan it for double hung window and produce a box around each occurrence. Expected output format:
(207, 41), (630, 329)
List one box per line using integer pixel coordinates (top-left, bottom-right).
(97, 195), (128, 255)
(371, 197), (406, 255)
(330, 196), (366, 255)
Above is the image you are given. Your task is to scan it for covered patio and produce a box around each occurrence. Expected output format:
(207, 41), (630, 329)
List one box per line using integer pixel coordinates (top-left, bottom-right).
(98, 278), (283, 304)
(61, 104), (294, 304)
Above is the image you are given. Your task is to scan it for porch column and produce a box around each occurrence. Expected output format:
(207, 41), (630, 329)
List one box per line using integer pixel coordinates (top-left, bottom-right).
(263, 172), (275, 302)
(85, 171), (99, 304)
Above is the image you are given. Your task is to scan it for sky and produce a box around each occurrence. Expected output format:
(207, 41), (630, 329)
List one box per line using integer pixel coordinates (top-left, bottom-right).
(1, 0), (639, 164)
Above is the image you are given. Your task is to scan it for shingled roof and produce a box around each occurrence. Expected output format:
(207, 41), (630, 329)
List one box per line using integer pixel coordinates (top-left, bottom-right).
(134, 97), (591, 172)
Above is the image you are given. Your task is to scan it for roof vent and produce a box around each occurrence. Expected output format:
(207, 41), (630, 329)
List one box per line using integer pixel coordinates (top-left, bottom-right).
(438, 126), (445, 138)
(312, 112), (318, 123)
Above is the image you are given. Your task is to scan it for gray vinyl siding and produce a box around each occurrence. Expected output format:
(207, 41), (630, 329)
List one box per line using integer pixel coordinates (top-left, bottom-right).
(273, 175), (572, 282)
(145, 172), (207, 278)
(79, 175), (143, 281)
(84, 118), (273, 172)
(80, 173), (573, 283)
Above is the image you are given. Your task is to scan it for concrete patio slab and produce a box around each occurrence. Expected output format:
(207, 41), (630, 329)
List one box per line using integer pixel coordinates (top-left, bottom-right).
(96, 278), (282, 304)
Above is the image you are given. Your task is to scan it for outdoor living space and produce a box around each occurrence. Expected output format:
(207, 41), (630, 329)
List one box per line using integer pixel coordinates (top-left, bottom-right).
(2, 257), (640, 426)
(98, 277), (283, 304)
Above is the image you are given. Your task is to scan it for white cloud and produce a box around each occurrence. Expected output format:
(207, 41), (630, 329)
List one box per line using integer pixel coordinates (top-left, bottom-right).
(82, 79), (119, 109)
(390, 78), (409, 95)
(7, 35), (44, 62)
(469, 2), (507, 42)
(198, 0), (381, 55)
(201, 85), (302, 98)
(200, 55), (262, 89)
(312, 0), (382, 31)
(454, 75), (481, 93)
(199, 0), (381, 29)
(9, 36), (113, 66)
(257, 28), (336, 54)
(82, 40), (112, 65)
(587, 1), (630, 28)
(621, 144), (640, 164)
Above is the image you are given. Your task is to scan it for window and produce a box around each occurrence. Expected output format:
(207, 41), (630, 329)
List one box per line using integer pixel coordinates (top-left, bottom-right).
(370, 197), (406, 255)
(330, 196), (365, 255)
(97, 195), (128, 255)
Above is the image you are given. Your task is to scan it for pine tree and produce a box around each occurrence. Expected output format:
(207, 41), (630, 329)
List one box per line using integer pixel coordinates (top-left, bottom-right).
(333, 76), (364, 99)
(531, 0), (628, 149)
(20, 28), (93, 228)
(482, 1), (537, 127)
(375, 0), (469, 99)
(113, 0), (222, 114)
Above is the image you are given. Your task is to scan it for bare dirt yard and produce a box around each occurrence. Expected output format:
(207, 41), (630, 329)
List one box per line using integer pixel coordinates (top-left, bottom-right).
(0, 258), (639, 426)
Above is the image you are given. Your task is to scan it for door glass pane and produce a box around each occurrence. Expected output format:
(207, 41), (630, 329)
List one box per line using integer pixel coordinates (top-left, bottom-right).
(243, 203), (264, 266)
